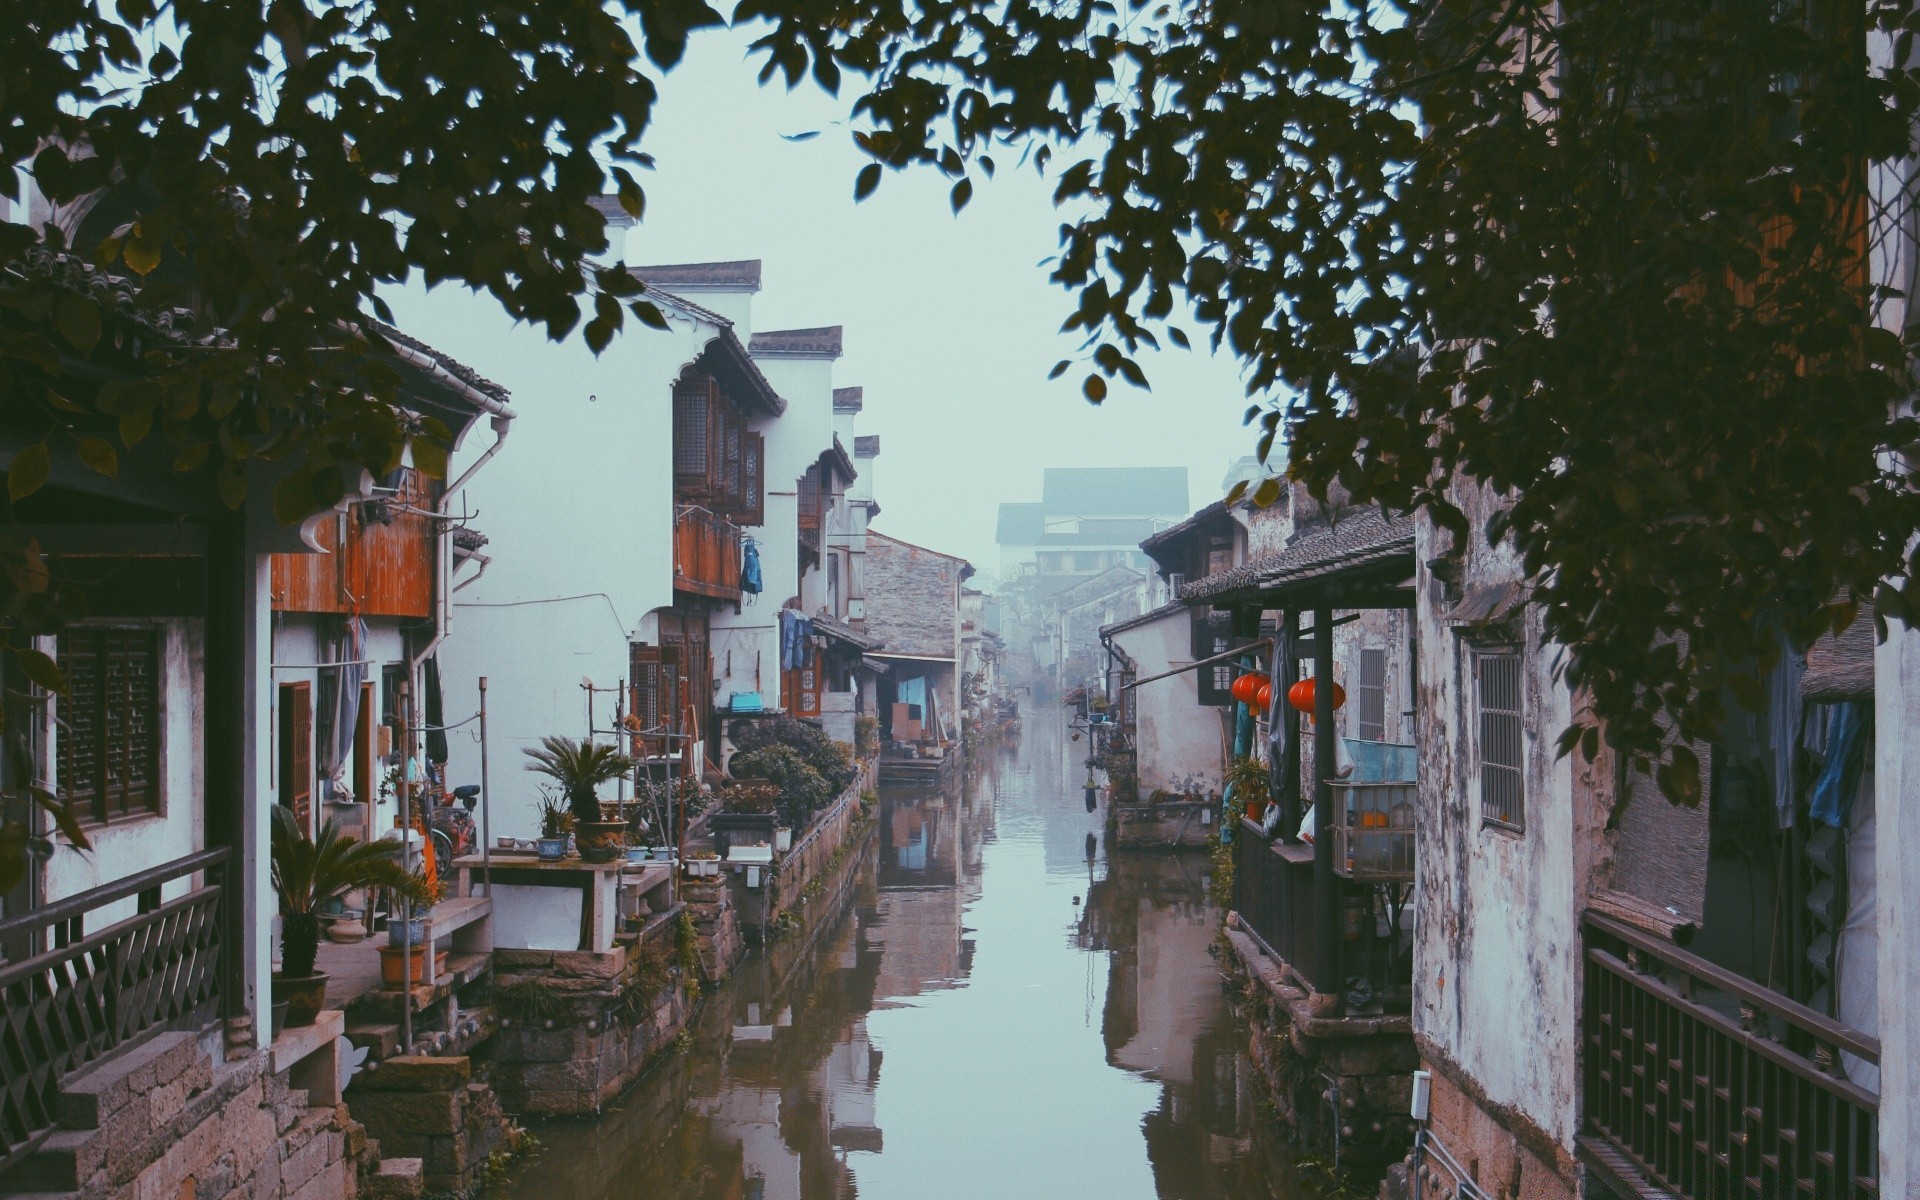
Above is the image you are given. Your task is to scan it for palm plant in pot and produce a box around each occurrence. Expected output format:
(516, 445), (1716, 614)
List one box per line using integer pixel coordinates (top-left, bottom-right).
(524, 736), (632, 864)
(271, 807), (419, 1027)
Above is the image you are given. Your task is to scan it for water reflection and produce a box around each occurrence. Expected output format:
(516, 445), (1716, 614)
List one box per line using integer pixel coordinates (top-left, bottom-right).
(489, 718), (1322, 1200)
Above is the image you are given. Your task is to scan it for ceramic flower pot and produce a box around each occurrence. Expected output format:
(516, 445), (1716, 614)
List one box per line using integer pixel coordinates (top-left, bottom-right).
(536, 836), (568, 861)
(576, 820), (627, 865)
(270, 972), (329, 1028)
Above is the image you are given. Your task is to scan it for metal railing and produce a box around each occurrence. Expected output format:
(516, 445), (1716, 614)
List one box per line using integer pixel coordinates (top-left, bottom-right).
(1233, 820), (1327, 992)
(673, 505), (743, 599)
(0, 848), (231, 1174)
(1582, 911), (1878, 1199)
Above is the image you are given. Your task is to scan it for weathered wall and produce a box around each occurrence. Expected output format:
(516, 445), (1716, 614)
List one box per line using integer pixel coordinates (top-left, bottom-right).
(864, 532), (963, 659)
(1410, 482), (1602, 1171)
(1110, 608), (1223, 797)
(346, 1056), (517, 1196)
(381, 282), (704, 839)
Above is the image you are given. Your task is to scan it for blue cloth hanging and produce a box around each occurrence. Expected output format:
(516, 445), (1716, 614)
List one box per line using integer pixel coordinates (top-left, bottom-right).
(1809, 701), (1869, 828)
(741, 538), (763, 595)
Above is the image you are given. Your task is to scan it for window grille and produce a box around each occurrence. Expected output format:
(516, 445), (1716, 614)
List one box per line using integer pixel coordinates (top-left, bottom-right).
(1356, 648), (1387, 741)
(673, 382), (710, 485)
(742, 432), (764, 526)
(1475, 648), (1524, 829)
(57, 626), (162, 822)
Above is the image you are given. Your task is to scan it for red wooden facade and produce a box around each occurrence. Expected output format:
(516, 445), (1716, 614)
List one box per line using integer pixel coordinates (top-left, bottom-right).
(673, 505), (744, 600)
(270, 471), (435, 617)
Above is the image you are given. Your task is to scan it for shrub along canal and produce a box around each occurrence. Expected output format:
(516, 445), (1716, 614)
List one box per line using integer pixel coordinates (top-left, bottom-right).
(485, 716), (1329, 1199)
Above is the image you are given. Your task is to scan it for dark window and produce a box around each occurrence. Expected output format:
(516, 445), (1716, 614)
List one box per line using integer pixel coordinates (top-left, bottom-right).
(741, 432), (765, 526)
(1475, 647), (1524, 829)
(1356, 648), (1387, 742)
(58, 626), (162, 823)
(673, 380), (711, 488)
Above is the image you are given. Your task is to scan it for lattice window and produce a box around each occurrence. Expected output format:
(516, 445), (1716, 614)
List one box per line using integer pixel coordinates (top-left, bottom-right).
(742, 432), (764, 526)
(723, 415), (743, 503)
(1474, 647), (1524, 830)
(57, 626), (162, 823)
(673, 380), (711, 488)
(1356, 648), (1387, 741)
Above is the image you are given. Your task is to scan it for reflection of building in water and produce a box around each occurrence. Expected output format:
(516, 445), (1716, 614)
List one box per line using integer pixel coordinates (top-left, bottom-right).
(870, 789), (972, 1005)
(1081, 851), (1261, 1195)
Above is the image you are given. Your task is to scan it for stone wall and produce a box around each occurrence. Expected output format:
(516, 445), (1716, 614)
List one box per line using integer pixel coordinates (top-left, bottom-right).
(1224, 926), (1417, 1175)
(681, 874), (743, 982)
(0, 1027), (378, 1200)
(345, 1057), (517, 1198)
(1111, 799), (1215, 848)
(483, 932), (693, 1116)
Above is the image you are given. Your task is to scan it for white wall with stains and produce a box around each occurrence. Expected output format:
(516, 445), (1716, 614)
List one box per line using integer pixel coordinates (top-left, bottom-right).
(1109, 607), (1224, 797)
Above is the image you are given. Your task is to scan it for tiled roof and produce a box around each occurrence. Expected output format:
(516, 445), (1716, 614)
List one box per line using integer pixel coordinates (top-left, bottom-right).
(1101, 599), (1187, 639)
(453, 527), (490, 551)
(824, 436), (856, 483)
(750, 326), (843, 358)
(634, 260), (762, 291)
(374, 323), (512, 405)
(813, 614), (883, 653)
(1051, 565), (1146, 611)
(833, 387), (864, 412)
(1041, 467), (1188, 519)
(1140, 499), (1230, 554)
(853, 435), (880, 457)
(1180, 507), (1414, 603)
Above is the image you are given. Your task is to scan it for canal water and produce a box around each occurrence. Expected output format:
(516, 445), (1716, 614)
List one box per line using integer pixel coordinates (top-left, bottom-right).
(487, 716), (1327, 1199)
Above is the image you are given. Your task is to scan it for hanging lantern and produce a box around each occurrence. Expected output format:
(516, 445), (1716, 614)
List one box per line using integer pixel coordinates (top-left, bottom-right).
(1230, 673), (1268, 705)
(1287, 677), (1346, 714)
(1253, 680), (1274, 711)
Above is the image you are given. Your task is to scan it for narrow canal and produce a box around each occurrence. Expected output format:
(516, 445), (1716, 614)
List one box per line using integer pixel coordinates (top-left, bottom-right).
(487, 715), (1327, 1199)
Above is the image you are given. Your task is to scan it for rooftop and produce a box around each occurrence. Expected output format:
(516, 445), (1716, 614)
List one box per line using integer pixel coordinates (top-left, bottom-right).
(1139, 499), (1232, 555)
(750, 326), (844, 358)
(833, 386), (864, 412)
(1181, 506), (1414, 604)
(854, 435), (880, 458)
(1041, 467), (1188, 520)
(633, 260), (763, 291)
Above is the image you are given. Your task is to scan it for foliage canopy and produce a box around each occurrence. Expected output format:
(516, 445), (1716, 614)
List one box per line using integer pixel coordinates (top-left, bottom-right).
(3, 0), (1919, 806)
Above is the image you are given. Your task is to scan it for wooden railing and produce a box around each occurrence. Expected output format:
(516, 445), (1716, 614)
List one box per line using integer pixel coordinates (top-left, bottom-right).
(1233, 821), (1328, 992)
(1582, 911), (1878, 1199)
(0, 848), (231, 1173)
(673, 505), (743, 600)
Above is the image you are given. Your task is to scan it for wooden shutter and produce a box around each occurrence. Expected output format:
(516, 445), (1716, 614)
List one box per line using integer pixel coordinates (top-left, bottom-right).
(723, 413), (743, 508)
(742, 432), (765, 526)
(279, 682), (314, 834)
(673, 379), (712, 494)
(1356, 648), (1388, 741)
(630, 643), (663, 757)
(58, 627), (162, 822)
(797, 463), (823, 532)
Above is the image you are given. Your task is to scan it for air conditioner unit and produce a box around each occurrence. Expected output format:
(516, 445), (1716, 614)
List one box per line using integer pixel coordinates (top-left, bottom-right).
(1168, 572), (1187, 592)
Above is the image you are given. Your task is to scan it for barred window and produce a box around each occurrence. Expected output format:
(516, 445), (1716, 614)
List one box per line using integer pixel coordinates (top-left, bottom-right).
(1356, 648), (1387, 742)
(1474, 647), (1524, 830)
(58, 626), (162, 823)
(673, 384), (710, 482)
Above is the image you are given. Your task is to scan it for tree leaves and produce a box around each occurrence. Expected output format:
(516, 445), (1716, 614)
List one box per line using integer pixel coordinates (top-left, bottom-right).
(6, 442), (50, 501)
(75, 438), (118, 479)
(854, 163), (882, 201)
(54, 296), (101, 354)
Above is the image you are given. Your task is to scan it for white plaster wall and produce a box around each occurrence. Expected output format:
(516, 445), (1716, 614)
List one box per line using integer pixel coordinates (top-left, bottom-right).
(1411, 499), (1592, 1155)
(380, 281), (710, 838)
(43, 619), (207, 922)
(1112, 611), (1222, 796)
(1875, 615), (1920, 1194)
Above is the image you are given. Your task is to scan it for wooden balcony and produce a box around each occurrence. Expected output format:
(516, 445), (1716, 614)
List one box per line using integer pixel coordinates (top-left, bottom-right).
(1233, 819), (1412, 1006)
(1581, 911), (1878, 1199)
(0, 849), (232, 1175)
(673, 505), (743, 600)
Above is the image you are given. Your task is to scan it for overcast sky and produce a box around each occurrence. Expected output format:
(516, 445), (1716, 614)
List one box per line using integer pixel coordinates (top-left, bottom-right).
(554, 22), (1264, 575)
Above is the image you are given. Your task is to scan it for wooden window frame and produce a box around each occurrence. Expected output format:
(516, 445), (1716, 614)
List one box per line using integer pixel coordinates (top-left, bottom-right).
(279, 681), (314, 836)
(1471, 643), (1525, 832)
(673, 378), (714, 496)
(741, 431), (765, 526)
(57, 624), (164, 826)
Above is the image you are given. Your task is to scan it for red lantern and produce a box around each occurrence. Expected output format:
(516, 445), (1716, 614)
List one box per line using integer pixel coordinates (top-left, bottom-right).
(1287, 677), (1347, 714)
(1230, 673), (1267, 704)
(1253, 680), (1273, 710)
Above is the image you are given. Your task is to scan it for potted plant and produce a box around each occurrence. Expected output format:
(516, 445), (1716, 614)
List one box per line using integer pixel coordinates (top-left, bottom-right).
(534, 788), (572, 861)
(271, 807), (417, 1027)
(524, 736), (632, 864)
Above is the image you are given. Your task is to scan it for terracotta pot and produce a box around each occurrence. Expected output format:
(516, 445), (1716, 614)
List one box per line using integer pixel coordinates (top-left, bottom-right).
(576, 820), (627, 864)
(379, 945), (447, 987)
(270, 972), (329, 1028)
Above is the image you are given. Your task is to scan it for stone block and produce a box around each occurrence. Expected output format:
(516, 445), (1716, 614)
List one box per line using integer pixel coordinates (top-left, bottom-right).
(342, 1091), (460, 1137)
(350, 1056), (472, 1093)
(489, 1028), (576, 1064)
(360, 1158), (424, 1200)
(285, 1155), (349, 1200)
(549, 950), (625, 980)
(60, 1033), (202, 1131)
(491, 949), (557, 971)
